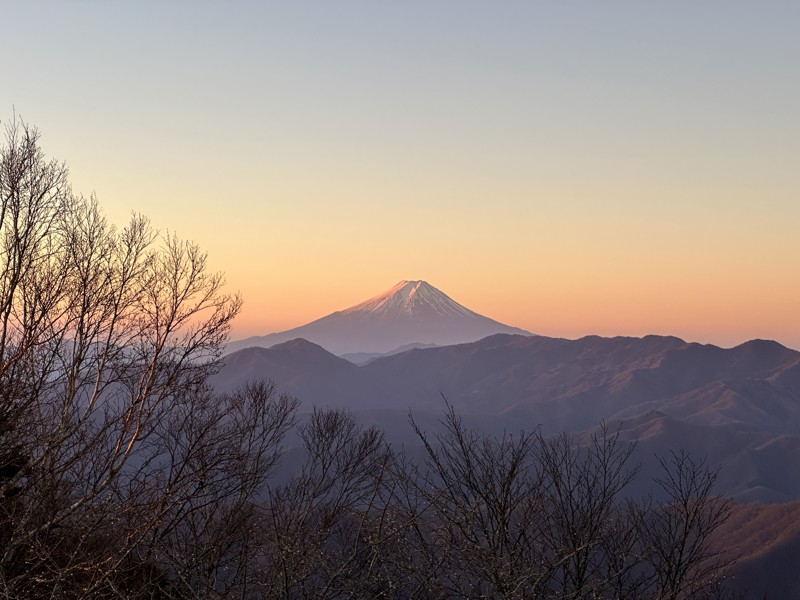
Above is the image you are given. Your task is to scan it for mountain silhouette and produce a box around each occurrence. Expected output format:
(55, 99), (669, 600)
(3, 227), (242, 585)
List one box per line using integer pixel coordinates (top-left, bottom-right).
(225, 280), (530, 355)
(214, 333), (800, 503)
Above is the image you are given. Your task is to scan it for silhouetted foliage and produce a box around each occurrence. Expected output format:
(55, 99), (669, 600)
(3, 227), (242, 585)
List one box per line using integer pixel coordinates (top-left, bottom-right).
(0, 116), (244, 597)
(401, 407), (733, 599)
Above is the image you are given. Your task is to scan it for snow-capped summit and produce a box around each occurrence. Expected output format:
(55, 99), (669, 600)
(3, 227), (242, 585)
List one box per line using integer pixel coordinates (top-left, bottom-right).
(344, 280), (474, 318)
(226, 280), (531, 356)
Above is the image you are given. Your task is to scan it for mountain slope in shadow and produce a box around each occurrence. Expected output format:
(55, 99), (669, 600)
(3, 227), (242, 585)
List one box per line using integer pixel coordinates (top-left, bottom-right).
(212, 333), (800, 503)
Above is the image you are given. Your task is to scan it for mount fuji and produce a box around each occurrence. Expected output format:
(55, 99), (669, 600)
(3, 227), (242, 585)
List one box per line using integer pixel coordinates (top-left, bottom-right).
(225, 280), (531, 356)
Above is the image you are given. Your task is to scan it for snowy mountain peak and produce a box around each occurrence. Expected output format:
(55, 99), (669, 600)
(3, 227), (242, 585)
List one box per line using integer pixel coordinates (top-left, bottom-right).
(225, 279), (531, 355)
(343, 280), (476, 318)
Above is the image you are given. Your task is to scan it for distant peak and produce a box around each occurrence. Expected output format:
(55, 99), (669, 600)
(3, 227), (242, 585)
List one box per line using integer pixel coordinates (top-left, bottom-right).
(269, 337), (327, 352)
(343, 280), (476, 318)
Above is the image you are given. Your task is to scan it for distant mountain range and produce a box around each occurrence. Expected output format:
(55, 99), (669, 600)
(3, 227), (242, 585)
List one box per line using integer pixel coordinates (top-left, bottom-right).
(225, 280), (530, 355)
(213, 333), (800, 504)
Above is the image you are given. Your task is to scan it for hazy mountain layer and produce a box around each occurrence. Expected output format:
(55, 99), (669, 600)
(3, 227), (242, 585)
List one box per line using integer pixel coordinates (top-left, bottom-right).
(213, 333), (800, 503)
(339, 342), (441, 365)
(225, 280), (530, 355)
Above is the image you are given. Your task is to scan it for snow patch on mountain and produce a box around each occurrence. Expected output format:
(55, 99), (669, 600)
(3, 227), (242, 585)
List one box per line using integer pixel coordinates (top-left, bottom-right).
(343, 280), (476, 318)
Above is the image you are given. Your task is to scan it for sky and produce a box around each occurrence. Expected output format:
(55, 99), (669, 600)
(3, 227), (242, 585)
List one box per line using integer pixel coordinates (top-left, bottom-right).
(3, 1), (799, 349)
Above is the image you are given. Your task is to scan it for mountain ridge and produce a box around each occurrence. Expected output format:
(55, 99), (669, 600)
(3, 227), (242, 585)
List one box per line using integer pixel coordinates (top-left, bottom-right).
(212, 332), (800, 503)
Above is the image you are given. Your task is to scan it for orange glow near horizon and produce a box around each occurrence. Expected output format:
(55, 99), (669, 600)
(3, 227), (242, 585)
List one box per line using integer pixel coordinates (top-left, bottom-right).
(4, 3), (798, 351)
(226, 267), (800, 351)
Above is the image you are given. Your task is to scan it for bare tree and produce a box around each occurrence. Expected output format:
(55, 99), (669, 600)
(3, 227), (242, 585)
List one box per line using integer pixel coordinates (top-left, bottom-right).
(535, 425), (638, 598)
(0, 116), (242, 597)
(405, 405), (546, 598)
(259, 407), (396, 599)
(403, 409), (733, 600)
(635, 451), (734, 600)
(118, 379), (299, 599)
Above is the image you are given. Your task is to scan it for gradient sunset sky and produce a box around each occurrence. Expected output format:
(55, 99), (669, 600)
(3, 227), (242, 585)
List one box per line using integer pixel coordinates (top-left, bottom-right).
(4, 2), (799, 348)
